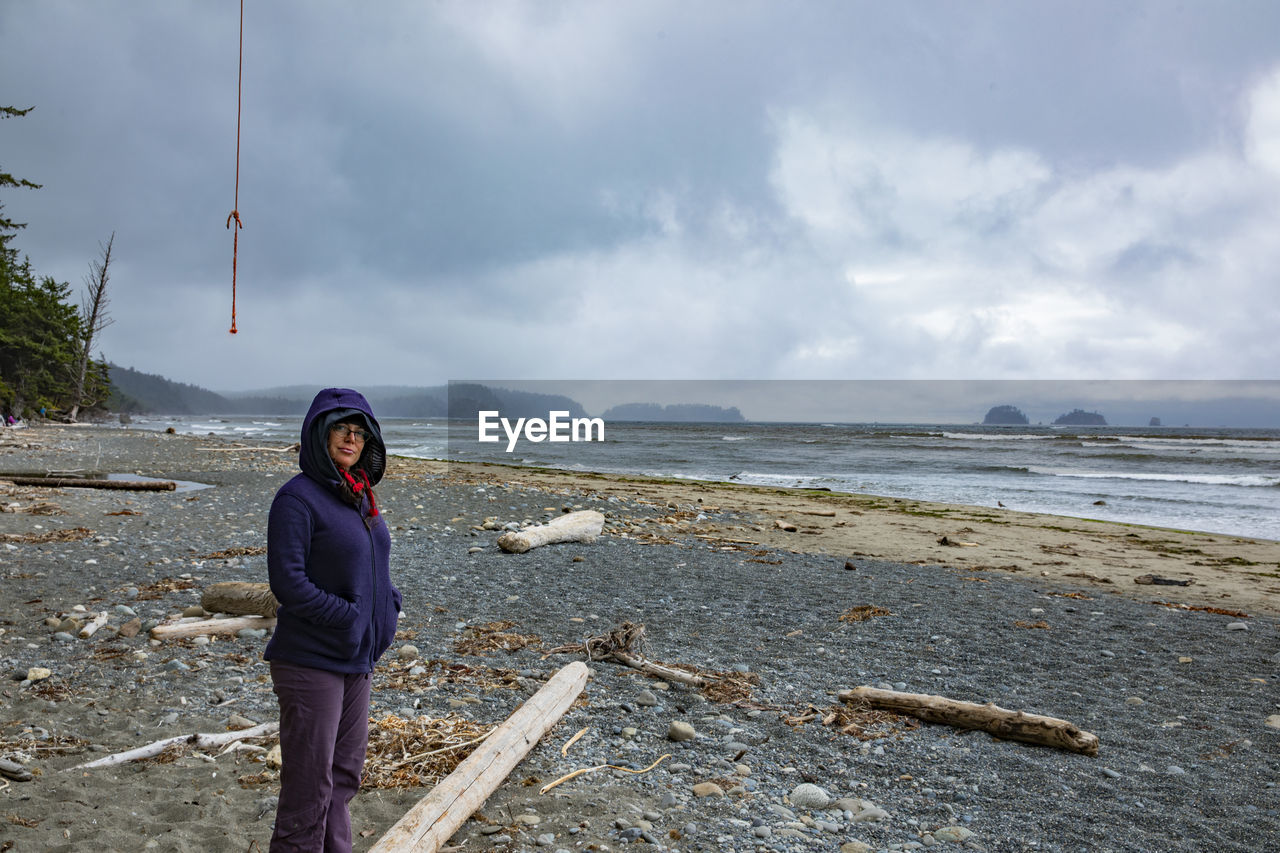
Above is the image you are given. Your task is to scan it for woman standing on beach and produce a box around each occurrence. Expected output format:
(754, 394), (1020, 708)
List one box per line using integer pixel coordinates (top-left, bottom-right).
(264, 388), (402, 852)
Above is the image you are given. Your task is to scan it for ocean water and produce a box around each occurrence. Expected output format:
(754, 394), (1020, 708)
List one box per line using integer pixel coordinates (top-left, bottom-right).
(131, 416), (1280, 542)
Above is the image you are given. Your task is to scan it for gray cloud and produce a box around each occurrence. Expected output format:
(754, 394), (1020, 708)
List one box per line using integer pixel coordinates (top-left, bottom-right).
(3, 1), (1279, 391)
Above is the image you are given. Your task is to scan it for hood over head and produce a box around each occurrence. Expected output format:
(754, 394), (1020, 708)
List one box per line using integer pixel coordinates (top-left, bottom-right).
(299, 388), (386, 486)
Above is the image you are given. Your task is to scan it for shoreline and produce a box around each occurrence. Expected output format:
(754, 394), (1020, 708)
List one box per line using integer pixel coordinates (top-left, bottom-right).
(396, 456), (1280, 618)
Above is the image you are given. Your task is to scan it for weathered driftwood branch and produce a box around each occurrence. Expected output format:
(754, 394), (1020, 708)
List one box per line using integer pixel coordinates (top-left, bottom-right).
(608, 650), (707, 688)
(78, 611), (109, 639)
(368, 661), (589, 853)
(6, 476), (175, 491)
(497, 510), (604, 553)
(538, 752), (670, 795)
(839, 686), (1099, 756)
(548, 622), (708, 688)
(150, 614), (276, 641)
(201, 581), (279, 617)
(70, 721), (280, 770)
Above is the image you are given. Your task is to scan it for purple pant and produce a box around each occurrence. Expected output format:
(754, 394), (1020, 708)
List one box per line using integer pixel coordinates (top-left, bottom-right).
(270, 661), (372, 852)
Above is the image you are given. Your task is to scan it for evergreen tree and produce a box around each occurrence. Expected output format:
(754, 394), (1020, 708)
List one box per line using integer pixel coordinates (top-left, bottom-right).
(0, 104), (108, 419)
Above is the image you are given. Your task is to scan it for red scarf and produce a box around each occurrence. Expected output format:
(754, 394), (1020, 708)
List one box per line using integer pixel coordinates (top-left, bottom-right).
(338, 467), (379, 517)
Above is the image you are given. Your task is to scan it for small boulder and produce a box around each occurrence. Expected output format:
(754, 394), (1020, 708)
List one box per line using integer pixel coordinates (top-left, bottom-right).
(789, 782), (831, 809)
(667, 721), (696, 742)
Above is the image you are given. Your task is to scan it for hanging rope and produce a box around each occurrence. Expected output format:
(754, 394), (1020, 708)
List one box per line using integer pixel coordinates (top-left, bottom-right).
(226, 0), (244, 334)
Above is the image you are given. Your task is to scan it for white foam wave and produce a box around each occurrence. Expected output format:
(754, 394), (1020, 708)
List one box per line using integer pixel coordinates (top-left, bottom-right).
(1082, 438), (1280, 455)
(1026, 466), (1280, 488)
(942, 432), (1054, 441)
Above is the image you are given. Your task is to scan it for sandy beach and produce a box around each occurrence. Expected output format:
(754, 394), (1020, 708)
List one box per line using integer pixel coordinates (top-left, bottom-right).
(1, 425), (1277, 852)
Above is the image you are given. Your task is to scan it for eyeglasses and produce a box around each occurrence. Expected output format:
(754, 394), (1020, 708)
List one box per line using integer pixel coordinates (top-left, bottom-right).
(330, 424), (371, 442)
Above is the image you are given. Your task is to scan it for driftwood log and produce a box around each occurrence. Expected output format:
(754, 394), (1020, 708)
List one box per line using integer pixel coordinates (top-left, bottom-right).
(497, 510), (604, 553)
(150, 614), (276, 641)
(77, 611), (109, 639)
(201, 581), (279, 617)
(70, 721), (280, 770)
(839, 686), (1099, 756)
(368, 661), (589, 853)
(5, 476), (176, 491)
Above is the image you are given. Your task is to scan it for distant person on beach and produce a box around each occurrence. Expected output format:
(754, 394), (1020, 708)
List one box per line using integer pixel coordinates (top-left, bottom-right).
(263, 388), (402, 852)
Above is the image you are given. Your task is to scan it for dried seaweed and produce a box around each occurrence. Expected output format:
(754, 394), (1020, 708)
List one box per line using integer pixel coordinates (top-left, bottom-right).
(1, 501), (64, 515)
(0, 527), (92, 544)
(781, 702), (919, 741)
(454, 621), (543, 657)
(198, 546), (267, 559)
(1151, 601), (1249, 619)
(133, 577), (200, 600)
(377, 659), (524, 694)
(362, 713), (493, 790)
(839, 605), (891, 623)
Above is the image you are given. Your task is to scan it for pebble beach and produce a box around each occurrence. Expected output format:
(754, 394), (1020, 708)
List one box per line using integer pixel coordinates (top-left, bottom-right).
(1, 425), (1278, 852)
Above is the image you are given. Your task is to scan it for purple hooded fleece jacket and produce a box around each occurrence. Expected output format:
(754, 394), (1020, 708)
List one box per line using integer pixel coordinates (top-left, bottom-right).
(263, 388), (402, 673)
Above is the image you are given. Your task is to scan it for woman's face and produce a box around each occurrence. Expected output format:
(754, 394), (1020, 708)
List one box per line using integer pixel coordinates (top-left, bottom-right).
(327, 420), (368, 471)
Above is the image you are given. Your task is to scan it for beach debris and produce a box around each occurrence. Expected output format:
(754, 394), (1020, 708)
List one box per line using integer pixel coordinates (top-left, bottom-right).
(150, 614), (277, 641)
(76, 612), (109, 639)
(538, 752), (670, 795)
(1150, 601), (1249, 618)
(367, 661), (588, 853)
(560, 726), (589, 756)
(1063, 571), (1114, 584)
(839, 605), (891, 623)
(774, 519), (799, 532)
(454, 621), (542, 656)
(201, 581), (278, 617)
(362, 714), (494, 790)
(1, 499), (64, 515)
(199, 546), (267, 559)
(200, 442), (300, 453)
(1134, 574), (1195, 586)
(497, 510), (604, 553)
(1, 527), (93, 544)
(4, 475), (176, 492)
(547, 621), (758, 703)
(70, 721), (280, 771)
(1014, 620), (1051, 630)
(838, 686), (1099, 756)
(937, 536), (979, 547)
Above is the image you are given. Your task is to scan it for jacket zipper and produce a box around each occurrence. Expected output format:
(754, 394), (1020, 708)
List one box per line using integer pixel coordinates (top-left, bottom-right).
(365, 505), (379, 671)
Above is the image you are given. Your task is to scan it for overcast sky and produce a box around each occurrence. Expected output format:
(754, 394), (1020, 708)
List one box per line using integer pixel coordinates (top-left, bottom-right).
(3, 1), (1279, 394)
